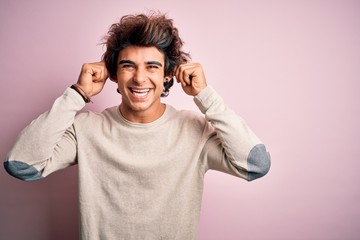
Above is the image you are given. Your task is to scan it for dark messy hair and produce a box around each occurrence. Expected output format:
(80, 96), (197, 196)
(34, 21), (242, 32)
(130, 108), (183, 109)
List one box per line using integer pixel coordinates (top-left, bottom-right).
(102, 12), (190, 97)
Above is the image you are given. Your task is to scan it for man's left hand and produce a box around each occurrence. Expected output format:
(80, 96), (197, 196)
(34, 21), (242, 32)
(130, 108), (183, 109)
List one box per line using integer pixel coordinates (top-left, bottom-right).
(174, 63), (207, 96)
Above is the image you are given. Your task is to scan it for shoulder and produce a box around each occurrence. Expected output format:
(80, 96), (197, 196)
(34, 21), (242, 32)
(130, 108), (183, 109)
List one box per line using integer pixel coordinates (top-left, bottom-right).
(74, 106), (119, 125)
(166, 105), (208, 130)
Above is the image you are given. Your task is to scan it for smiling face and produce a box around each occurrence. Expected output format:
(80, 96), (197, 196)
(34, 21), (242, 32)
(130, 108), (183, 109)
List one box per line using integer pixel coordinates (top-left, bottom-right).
(113, 45), (169, 123)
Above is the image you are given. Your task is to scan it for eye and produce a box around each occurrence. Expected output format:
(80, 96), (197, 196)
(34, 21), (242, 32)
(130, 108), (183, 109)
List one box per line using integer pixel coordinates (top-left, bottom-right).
(148, 65), (159, 69)
(121, 64), (135, 70)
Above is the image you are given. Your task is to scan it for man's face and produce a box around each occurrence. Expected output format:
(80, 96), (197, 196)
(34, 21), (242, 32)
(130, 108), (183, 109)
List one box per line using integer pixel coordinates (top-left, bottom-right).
(115, 45), (167, 120)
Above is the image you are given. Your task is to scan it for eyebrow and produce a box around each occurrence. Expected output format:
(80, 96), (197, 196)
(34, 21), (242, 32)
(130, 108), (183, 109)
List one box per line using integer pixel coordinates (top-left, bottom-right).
(119, 60), (135, 65)
(118, 60), (163, 67)
(146, 61), (163, 67)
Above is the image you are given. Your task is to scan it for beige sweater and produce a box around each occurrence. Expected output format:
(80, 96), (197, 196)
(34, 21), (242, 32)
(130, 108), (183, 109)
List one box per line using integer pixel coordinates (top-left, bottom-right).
(4, 86), (270, 240)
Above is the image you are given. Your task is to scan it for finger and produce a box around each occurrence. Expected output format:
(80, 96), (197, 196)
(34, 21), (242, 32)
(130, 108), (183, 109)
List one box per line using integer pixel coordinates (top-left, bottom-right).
(79, 64), (94, 84)
(173, 65), (181, 83)
(183, 65), (198, 85)
(93, 69), (105, 82)
(96, 61), (109, 78)
(175, 63), (190, 86)
(92, 64), (108, 83)
(181, 70), (191, 86)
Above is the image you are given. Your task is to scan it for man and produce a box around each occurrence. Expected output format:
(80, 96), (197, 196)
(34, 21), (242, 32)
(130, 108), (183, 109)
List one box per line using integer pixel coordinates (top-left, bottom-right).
(4, 12), (270, 239)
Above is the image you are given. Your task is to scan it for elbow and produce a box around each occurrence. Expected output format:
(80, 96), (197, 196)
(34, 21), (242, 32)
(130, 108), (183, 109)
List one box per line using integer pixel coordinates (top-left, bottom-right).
(246, 144), (271, 181)
(4, 160), (43, 182)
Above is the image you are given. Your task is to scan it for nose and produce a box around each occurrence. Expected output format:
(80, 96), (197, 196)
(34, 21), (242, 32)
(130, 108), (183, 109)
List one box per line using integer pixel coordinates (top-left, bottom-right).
(133, 67), (147, 85)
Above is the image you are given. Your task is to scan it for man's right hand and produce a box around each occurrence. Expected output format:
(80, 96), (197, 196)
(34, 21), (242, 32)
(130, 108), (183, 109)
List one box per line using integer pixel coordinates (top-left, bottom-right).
(77, 61), (109, 97)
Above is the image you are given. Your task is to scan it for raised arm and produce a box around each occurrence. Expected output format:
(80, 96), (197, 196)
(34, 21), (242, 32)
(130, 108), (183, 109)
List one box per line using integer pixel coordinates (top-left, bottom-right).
(4, 62), (109, 181)
(175, 63), (271, 181)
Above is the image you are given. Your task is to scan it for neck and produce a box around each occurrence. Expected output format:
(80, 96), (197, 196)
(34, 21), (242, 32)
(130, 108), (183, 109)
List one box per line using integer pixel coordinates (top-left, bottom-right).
(119, 103), (166, 123)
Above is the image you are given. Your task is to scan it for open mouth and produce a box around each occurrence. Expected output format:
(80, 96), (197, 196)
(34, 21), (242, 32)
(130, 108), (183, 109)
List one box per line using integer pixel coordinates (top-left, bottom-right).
(129, 88), (151, 97)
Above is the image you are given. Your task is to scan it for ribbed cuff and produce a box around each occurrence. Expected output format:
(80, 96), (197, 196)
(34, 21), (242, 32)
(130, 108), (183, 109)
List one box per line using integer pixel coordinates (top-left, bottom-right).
(193, 86), (224, 114)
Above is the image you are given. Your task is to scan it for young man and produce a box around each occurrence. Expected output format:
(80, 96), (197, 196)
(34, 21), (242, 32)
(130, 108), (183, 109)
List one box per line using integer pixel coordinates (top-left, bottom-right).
(4, 13), (270, 239)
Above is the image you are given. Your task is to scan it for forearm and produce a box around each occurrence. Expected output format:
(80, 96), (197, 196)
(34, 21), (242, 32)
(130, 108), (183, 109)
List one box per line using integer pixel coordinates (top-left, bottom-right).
(4, 88), (85, 181)
(194, 86), (271, 181)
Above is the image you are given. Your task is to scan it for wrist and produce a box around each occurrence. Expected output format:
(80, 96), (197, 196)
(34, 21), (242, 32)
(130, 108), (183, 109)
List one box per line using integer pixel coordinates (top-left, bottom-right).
(70, 84), (92, 103)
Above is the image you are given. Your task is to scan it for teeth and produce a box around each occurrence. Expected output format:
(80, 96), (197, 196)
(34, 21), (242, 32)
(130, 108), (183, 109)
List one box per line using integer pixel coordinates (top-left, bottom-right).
(132, 89), (149, 93)
(131, 88), (150, 97)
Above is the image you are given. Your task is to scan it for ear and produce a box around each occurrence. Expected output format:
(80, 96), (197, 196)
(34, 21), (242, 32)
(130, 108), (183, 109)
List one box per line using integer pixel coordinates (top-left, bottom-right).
(164, 74), (173, 82)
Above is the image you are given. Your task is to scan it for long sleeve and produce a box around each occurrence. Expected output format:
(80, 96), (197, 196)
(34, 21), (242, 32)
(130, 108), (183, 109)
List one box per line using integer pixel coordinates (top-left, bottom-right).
(4, 88), (85, 181)
(194, 86), (271, 181)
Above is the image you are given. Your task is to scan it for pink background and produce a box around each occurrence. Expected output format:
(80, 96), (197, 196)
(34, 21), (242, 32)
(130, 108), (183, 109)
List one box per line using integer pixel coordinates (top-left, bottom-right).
(1, 0), (359, 239)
